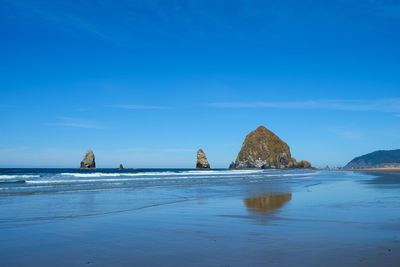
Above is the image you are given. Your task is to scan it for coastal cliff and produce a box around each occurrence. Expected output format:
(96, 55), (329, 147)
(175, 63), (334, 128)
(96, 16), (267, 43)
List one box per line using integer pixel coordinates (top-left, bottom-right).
(80, 150), (96, 169)
(230, 126), (311, 169)
(196, 149), (210, 169)
(344, 149), (400, 169)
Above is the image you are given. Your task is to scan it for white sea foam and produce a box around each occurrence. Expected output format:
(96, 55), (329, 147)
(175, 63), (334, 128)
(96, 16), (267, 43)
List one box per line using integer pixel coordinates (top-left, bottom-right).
(3, 170), (320, 187)
(281, 172), (319, 177)
(288, 176), (315, 180)
(25, 174), (300, 185)
(60, 170), (263, 178)
(26, 174), (251, 184)
(0, 175), (40, 179)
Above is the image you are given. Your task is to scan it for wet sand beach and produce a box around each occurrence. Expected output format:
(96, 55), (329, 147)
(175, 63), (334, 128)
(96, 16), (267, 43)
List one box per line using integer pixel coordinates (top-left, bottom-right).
(351, 168), (400, 173)
(0, 169), (400, 266)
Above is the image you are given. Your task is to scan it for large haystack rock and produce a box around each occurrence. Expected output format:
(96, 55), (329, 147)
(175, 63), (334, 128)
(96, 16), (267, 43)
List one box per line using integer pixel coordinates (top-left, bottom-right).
(230, 126), (311, 169)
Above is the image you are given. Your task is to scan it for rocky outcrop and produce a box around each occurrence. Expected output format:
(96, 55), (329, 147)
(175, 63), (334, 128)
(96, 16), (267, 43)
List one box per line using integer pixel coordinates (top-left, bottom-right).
(80, 150), (96, 169)
(119, 164), (124, 170)
(196, 149), (210, 169)
(344, 149), (400, 169)
(230, 126), (311, 169)
(287, 158), (312, 169)
(229, 161), (236, 169)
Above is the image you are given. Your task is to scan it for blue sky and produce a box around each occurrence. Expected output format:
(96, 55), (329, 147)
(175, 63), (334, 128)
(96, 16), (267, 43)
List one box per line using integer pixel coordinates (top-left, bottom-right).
(0, 0), (399, 168)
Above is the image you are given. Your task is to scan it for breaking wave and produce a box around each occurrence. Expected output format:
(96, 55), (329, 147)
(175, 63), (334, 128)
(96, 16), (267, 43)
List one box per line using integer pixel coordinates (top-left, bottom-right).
(60, 170), (263, 178)
(0, 175), (40, 180)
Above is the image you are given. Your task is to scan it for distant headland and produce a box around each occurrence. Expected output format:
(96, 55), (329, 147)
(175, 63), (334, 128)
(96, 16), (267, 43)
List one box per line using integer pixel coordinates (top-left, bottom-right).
(344, 149), (400, 170)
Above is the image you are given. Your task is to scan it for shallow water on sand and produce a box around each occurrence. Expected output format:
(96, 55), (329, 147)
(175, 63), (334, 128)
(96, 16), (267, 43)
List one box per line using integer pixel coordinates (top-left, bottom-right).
(0, 169), (399, 266)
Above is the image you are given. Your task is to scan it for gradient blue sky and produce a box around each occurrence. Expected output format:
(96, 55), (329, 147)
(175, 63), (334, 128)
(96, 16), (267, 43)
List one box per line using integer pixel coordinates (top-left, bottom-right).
(1, 0), (399, 168)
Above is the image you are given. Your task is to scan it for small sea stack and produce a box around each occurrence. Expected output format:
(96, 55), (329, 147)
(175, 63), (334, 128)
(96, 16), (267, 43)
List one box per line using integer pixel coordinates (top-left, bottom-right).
(229, 161), (236, 169)
(80, 150), (96, 169)
(196, 149), (210, 169)
(119, 164), (124, 170)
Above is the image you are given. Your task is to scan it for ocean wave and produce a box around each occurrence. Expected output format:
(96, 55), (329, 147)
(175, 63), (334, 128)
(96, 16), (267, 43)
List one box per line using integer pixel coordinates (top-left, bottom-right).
(60, 170), (263, 178)
(0, 175), (40, 179)
(26, 174), (255, 184)
(0, 180), (26, 184)
(281, 172), (320, 177)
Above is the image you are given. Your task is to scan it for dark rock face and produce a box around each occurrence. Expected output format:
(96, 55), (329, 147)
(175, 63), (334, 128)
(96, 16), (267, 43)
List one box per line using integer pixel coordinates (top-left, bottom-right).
(344, 149), (400, 169)
(119, 164), (124, 169)
(80, 150), (96, 169)
(196, 149), (210, 169)
(287, 158), (312, 169)
(231, 126), (311, 169)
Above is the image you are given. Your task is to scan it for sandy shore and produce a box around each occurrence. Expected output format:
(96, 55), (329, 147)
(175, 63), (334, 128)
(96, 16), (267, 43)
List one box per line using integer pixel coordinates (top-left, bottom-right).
(1, 169), (400, 266)
(348, 168), (400, 173)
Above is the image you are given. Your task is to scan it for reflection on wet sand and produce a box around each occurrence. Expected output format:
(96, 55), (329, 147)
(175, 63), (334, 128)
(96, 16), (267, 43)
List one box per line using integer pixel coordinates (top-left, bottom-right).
(244, 193), (292, 214)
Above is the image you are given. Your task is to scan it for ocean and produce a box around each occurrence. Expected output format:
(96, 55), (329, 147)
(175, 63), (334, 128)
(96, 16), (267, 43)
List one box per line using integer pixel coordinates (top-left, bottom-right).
(0, 168), (331, 196)
(0, 168), (399, 266)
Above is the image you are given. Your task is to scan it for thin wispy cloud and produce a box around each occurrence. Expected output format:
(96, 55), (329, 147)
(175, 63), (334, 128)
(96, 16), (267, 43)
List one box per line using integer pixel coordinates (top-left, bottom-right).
(0, 104), (13, 108)
(162, 148), (195, 153)
(49, 122), (103, 129)
(63, 13), (109, 41)
(108, 104), (168, 110)
(1, 0), (277, 45)
(114, 147), (194, 153)
(47, 117), (104, 129)
(3, 0), (111, 41)
(329, 127), (363, 140)
(0, 146), (30, 153)
(206, 98), (400, 112)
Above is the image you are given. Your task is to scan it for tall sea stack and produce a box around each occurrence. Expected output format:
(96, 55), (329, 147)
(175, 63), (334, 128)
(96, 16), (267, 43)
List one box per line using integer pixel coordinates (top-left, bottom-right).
(196, 149), (210, 169)
(80, 150), (96, 169)
(230, 126), (311, 169)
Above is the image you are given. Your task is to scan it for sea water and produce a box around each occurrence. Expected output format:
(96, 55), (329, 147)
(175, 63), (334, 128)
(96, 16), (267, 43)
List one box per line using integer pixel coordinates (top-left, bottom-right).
(0, 168), (332, 196)
(0, 168), (399, 266)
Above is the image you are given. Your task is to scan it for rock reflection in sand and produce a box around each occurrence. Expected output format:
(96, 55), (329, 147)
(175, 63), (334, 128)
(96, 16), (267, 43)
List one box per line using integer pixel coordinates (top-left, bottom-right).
(244, 193), (292, 215)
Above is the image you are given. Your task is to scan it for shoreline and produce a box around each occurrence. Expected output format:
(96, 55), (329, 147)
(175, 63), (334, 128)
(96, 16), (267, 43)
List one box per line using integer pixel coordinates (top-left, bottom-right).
(1, 169), (400, 266)
(345, 168), (400, 173)
(315, 168), (400, 173)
